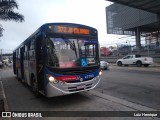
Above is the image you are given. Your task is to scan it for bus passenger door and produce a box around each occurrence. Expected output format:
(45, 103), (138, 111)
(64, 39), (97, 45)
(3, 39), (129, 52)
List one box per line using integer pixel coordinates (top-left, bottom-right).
(36, 36), (44, 91)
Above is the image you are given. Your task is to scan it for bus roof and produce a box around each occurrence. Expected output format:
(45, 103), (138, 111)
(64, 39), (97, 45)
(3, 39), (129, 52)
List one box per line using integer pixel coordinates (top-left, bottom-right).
(13, 23), (97, 52)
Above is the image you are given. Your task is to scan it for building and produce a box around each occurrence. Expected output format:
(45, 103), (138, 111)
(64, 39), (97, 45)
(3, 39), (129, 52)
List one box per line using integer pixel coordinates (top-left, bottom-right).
(106, 0), (160, 52)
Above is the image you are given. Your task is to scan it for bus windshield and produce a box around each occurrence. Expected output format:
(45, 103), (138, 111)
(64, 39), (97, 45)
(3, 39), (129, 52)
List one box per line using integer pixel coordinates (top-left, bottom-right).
(46, 38), (98, 68)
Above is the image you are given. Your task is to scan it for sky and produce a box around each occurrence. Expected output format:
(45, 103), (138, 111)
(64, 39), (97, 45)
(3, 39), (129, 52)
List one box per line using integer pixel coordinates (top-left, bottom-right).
(0, 0), (126, 53)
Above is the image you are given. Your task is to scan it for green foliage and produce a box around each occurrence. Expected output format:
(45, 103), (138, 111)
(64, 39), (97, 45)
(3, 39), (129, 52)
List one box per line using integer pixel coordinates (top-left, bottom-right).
(0, 25), (3, 37)
(0, 0), (24, 37)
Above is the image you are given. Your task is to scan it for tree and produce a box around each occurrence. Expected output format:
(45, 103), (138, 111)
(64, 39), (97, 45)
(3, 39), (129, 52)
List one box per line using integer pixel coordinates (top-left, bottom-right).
(0, 0), (24, 37)
(0, 25), (3, 37)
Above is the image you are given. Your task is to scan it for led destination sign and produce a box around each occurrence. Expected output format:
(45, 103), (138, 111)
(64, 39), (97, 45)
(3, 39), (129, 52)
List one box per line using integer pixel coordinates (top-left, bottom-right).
(49, 25), (90, 35)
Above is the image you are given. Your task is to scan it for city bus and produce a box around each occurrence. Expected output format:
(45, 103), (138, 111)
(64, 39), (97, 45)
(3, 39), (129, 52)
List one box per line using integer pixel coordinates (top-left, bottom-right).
(13, 23), (102, 97)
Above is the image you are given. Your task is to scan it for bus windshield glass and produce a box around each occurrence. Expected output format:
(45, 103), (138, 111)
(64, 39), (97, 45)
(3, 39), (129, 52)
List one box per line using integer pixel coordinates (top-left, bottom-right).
(46, 38), (98, 68)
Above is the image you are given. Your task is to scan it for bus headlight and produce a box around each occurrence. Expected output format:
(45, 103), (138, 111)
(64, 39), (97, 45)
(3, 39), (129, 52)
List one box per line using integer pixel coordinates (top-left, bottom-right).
(49, 76), (55, 82)
(47, 75), (58, 84)
(99, 70), (102, 76)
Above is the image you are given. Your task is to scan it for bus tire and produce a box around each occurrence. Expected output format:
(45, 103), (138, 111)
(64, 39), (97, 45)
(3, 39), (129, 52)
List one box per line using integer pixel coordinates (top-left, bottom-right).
(31, 76), (41, 98)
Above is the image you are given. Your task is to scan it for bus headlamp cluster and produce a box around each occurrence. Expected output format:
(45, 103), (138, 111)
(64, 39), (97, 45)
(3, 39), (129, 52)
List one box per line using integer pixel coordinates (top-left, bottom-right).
(47, 75), (59, 84)
(99, 70), (102, 76)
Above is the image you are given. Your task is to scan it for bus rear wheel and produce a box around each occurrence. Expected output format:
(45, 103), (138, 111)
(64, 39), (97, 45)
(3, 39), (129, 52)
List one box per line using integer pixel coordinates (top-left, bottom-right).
(31, 76), (41, 98)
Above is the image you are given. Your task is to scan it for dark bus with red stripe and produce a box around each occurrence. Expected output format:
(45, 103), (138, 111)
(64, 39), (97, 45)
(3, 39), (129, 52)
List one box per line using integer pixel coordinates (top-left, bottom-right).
(13, 23), (102, 97)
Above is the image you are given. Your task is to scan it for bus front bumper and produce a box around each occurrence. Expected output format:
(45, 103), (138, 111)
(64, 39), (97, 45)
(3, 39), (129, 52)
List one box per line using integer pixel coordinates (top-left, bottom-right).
(45, 76), (101, 97)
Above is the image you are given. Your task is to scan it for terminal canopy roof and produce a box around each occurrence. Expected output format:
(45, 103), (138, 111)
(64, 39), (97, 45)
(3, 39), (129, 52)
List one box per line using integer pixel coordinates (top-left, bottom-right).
(106, 0), (160, 15)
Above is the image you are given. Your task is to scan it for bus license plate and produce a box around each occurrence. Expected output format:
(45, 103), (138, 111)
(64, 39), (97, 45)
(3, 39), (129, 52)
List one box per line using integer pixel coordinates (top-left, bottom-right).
(77, 85), (86, 89)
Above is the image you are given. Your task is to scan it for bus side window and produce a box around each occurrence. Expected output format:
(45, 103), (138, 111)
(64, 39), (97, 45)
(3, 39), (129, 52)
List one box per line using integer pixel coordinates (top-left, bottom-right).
(30, 39), (35, 50)
(29, 39), (35, 60)
(36, 36), (43, 64)
(24, 45), (27, 60)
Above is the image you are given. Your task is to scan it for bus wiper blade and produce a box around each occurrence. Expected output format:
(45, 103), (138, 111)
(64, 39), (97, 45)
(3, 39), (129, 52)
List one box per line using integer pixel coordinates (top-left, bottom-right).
(65, 39), (77, 57)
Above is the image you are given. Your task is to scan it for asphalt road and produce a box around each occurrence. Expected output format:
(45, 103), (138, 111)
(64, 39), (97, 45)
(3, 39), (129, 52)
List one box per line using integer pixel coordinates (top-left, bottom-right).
(95, 65), (160, 110)
(0, 66), (160, 120)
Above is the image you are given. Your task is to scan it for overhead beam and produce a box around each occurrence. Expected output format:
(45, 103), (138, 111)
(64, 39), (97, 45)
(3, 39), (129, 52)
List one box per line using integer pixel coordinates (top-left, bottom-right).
(106, 0), (160, 15)
(136, 0), (155, 8)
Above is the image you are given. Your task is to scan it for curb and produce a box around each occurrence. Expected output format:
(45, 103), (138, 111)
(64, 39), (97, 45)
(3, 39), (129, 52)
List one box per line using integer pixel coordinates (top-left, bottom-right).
(0, 81), (5, 112)
(0, 81), (10, 112)
(0, 81), (11, 120)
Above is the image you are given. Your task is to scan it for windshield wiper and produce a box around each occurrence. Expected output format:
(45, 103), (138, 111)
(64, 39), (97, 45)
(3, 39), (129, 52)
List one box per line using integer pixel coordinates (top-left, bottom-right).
(64, 39), (78, 57)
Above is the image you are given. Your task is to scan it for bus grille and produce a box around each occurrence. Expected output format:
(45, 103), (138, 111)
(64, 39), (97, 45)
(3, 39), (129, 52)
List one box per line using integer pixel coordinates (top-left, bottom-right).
(66, 78), (93, 83)
(68, 84), (93, 92)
